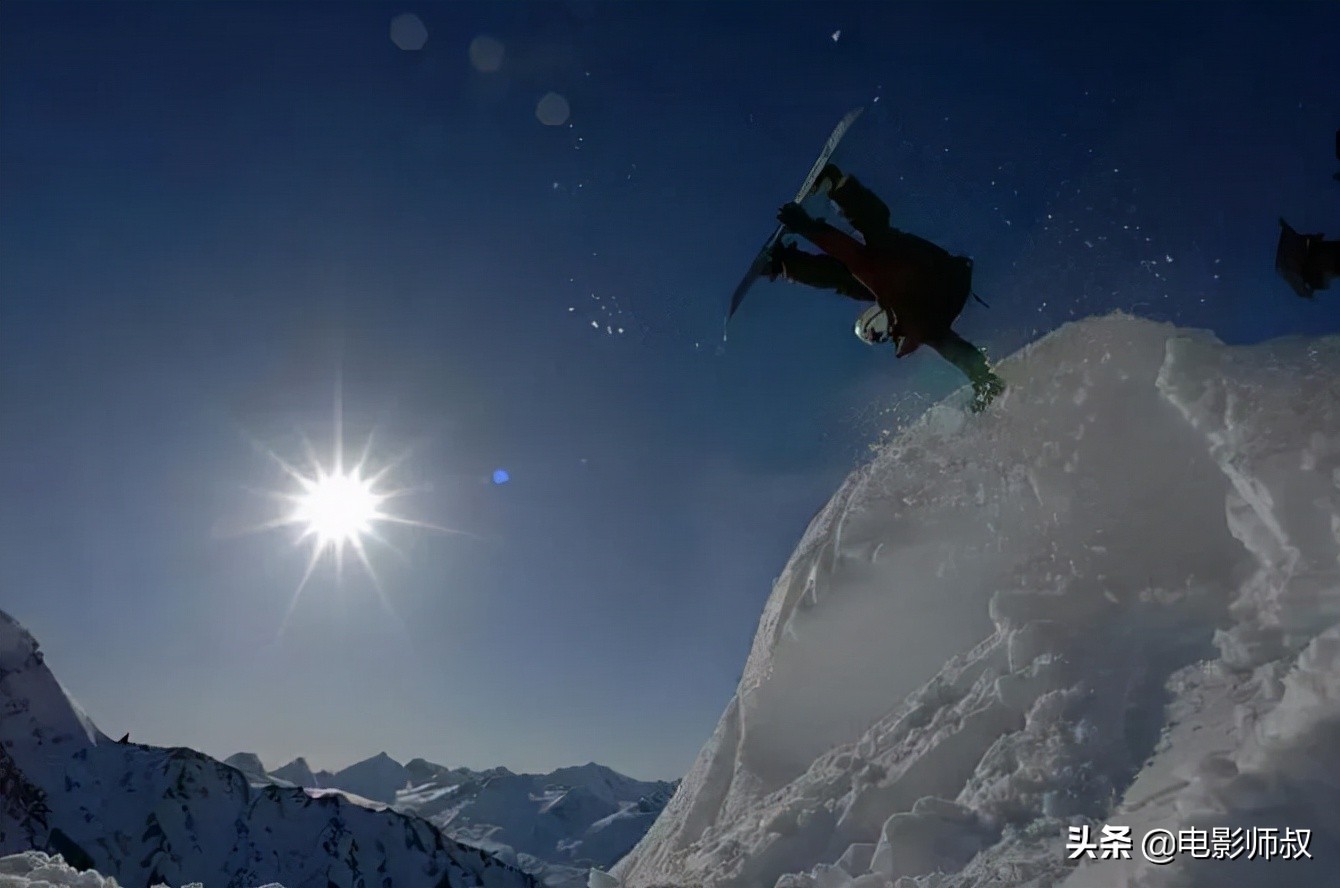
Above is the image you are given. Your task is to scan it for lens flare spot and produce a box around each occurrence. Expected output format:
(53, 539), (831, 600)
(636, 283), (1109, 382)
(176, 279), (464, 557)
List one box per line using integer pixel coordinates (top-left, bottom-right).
(389, 13), (428, 51)
(469, 34), (505, 71)
(536, 92), (570, 126)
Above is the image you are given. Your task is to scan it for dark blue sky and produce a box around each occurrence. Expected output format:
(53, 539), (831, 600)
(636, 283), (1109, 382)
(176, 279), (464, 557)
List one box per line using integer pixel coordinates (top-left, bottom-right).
(1, 2), (1337, 780)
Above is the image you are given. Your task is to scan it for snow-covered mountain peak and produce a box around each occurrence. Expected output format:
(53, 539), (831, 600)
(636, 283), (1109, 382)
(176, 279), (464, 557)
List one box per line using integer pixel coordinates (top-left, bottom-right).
(269, 756), (318, 787)
(223, 752), (267, 780)
(0, 611), (105, 762)
(328, 750), (412, 803)
(0, 611), (539, 887)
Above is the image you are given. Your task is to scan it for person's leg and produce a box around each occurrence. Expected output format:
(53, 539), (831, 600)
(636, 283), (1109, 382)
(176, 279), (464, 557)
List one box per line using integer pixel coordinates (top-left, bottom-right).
(825, 168), (893, 242)
(769, 241), (873, 302)
(928, 254), (975, 329)
(924, 329), (1005, 412)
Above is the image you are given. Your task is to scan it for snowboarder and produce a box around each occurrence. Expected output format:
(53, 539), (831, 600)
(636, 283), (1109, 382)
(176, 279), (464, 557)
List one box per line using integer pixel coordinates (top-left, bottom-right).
(1276, 221), (1340, 300)
(767, 164), (1004, 412)
(1275, 129), (1340, 300)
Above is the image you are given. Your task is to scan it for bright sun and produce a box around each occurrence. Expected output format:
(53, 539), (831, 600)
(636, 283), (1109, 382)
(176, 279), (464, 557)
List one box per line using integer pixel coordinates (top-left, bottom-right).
(259, 443), (407, 633)
(259, 445), (404, 636)
(291, 467), (385, 551)
(246, 388), (477, 637)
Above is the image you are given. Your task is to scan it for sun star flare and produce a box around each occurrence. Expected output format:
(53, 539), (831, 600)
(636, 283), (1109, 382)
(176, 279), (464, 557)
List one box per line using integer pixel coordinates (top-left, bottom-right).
(260, 440), (407, 637)
(242, 384), (484, 641)
(291, 466), (386, 552)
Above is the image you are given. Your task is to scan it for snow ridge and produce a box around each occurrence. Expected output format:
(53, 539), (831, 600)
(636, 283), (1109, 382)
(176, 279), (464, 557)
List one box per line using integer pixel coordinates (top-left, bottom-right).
(607, 315), (1340, 888)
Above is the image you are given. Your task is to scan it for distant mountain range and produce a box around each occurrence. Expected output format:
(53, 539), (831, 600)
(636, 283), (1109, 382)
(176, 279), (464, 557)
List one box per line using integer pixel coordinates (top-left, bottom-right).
(0, 607), (538, 887)
(222, 750), (678, 887)
(0, 606), (676, 888)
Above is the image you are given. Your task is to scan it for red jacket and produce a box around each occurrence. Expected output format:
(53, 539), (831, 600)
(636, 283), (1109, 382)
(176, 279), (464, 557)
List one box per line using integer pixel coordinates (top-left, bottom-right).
(803, 223), (972, 356)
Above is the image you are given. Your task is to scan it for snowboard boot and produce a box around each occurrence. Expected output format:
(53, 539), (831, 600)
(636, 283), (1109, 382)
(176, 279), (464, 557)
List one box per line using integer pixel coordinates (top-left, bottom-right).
(970, 373), (1006, 414)
(809, 163), (847, 198)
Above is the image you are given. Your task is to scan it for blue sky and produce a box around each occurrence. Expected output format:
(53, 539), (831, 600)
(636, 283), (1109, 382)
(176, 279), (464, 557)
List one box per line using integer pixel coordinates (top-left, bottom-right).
(1, 2), (1337, 780)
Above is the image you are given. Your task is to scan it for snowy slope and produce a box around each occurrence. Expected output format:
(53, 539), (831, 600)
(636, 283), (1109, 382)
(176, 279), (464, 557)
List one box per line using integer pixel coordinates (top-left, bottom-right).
(606, 314), (1340, 888)
(0, 612), (539, 888)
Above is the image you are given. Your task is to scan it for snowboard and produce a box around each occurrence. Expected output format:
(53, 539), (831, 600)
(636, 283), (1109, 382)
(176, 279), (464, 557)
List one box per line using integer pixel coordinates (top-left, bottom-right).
(723, 107), (865, 339)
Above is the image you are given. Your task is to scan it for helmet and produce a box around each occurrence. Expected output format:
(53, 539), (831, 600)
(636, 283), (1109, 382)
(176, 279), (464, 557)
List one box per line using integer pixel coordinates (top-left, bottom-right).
(854, 305), (893, 344)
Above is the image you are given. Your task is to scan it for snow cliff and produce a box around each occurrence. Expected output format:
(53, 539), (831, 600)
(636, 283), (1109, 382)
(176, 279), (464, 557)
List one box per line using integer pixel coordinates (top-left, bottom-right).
(0, 613), (538, 888)
(606, 314), (1340, 887)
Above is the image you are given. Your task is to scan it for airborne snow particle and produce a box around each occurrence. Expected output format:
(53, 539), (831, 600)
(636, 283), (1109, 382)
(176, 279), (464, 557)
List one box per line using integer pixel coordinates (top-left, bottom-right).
(492, 469), (510, 485)
(831, 30), (841, 42)
(390, 13), (428, 51)
(536, 92), (571, 126)
(469, 35), (505, 71)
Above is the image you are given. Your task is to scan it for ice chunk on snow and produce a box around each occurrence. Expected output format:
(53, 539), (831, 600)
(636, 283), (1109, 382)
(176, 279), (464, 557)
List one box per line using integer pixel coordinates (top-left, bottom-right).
(0, 852), (122, 888)
(0, 851), (277, 888)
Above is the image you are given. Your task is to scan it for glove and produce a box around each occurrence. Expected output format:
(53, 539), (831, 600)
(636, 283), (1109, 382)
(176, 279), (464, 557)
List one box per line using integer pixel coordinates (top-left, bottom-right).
(777, 202), (820, 235)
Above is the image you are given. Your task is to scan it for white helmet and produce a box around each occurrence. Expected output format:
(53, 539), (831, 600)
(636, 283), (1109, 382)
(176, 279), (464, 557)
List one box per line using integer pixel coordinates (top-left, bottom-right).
(854, 305), (893, 344)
